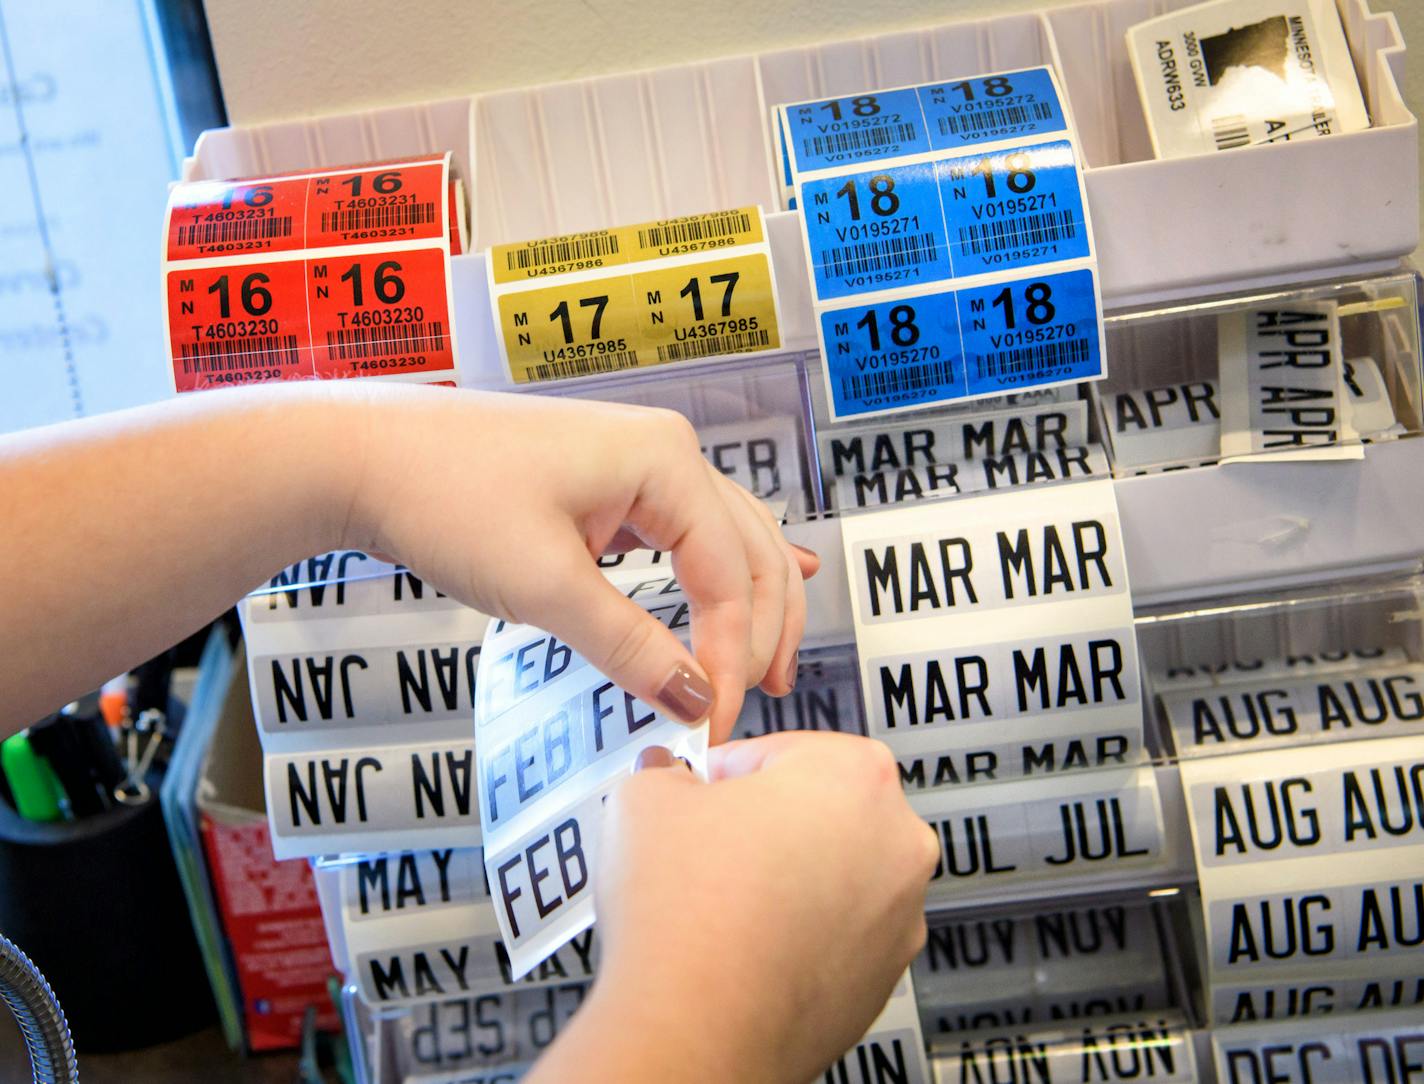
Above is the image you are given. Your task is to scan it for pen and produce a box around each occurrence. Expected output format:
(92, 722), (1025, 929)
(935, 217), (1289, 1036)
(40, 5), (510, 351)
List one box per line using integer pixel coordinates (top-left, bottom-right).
(1, 732), (65, 822)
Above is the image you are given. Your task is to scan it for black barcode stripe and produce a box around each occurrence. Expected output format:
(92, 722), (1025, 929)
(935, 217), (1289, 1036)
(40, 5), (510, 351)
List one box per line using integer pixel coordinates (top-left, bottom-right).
(656, 329), (770, 363)
(957, 209), (1078, 255)
(175, 216), (294, 248)
(506, 234), (619, 271)
(1211, 114), (1251, 150)
(937, 101), (1054, 137)
(819, 232), (938, 281)
(319, 201), (437, 234)
(841, 358), (956, 402)
(637, 212), (751, 250)
(801, 122), (918, 160)
(178, 335), (300, 373)
(324, 321), (445, 360)
(529, 352), (641, 380)
(974, 338), (1089, 379)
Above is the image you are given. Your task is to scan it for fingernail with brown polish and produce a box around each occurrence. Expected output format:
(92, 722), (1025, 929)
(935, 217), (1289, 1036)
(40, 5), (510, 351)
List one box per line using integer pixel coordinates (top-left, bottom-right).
(635, 745), (678, 772)
(658, 664), (714, 724)
(789, 543), (819, 562)
(785, 650), (799, 692)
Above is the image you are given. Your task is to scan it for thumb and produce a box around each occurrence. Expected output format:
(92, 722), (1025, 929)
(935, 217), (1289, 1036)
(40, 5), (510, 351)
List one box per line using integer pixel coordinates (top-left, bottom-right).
(522, 544), (714, 727)
(633, 745), (696, 773)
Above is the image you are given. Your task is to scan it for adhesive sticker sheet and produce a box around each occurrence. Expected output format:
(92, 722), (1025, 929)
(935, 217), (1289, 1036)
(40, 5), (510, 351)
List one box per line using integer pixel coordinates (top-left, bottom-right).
(240, 553), (490, 860)
(775, 67), (1105, 420)
(487, 207), (782, 383)
(162, 155), (463, 391)
(840, 479), (1146, 791)
(475, 594), (708, 980)
(914, 765), (1166, 909)
(914, 902), (1174, 1037)
(1218, 300), (1363, 462)
(931, 1012), (1200, 1084)
(1211, 1007), (1424, 1084)
(329, 846), (600, 1008)
(820, 397), (1103, 511)
(1127, 0), (1369, 160)
(1179, 736), (1424, 1025)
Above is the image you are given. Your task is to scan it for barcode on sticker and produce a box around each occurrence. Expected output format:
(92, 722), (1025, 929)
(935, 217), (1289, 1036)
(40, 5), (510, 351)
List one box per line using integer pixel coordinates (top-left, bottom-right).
(842, 358), (957, 403)
(180, 335), (301, 373)
(505, 234), (620, 273)
(938, 102), (1056, 138)
(637, 211), (751, 250)
(319, 201), (438, 235)
(974, 338), (1090, 380)
(656, 329), (771, 363)
(801, 122), (920, 161)
(530, 352), (642, 380)
(175, 217), (295, 249)
(1211, 114), (1251, 151)
(958, 209), (1078, 256)
(820, 234), (941, 280)
(325, 321), (447, 360)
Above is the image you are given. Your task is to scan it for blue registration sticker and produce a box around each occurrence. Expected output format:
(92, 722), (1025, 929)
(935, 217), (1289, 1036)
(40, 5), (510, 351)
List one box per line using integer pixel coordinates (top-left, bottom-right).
(957, 267), (1102, 397)
(916, 68), (1067, 150)
(820, 292), (964, 418)
(784, 87), (929, 174)
(936, 140), (1089, 276)
(801, 161), (951, 301)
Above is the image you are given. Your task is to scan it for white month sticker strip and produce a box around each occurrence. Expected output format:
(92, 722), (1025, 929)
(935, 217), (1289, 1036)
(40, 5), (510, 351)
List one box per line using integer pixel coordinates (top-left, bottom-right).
(1218, 299), (1361, 462)
(914, 765), (1165, 909)
(1159, 661), (1424, 758)
(840, 478), (1146, 789)
(240, 556), (491, 860)
(1211, 1007), (1424, 1084)
(475, 602), (707, 980)
(389, 982), (588, 1080)
(1106, 356), (1398, 474)
(931, 1012), (1200, 1084)
(1179, 735), (1424, 1025)
(327, 846), (601, 1008)
(913, 902), (1173, 1037)
(775, 68), (1105, 420)
(821, 398), (1109, 511)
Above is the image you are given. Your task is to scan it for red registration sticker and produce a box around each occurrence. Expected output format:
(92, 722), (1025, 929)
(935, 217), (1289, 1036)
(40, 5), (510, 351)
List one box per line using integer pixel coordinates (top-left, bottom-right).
(307, 248), (454, 378)
(163, 154), (463, 392)
(166, 260), (310, 391)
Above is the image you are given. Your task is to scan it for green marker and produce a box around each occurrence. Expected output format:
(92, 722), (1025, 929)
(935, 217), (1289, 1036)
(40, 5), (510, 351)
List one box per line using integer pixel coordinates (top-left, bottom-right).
(2, 731), (66, 822)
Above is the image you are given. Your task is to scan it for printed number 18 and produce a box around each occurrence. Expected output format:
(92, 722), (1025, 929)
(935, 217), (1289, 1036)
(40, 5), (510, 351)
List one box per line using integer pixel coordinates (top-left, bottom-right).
(992, 282), (1055, 328)
(855, 304), (920, 351)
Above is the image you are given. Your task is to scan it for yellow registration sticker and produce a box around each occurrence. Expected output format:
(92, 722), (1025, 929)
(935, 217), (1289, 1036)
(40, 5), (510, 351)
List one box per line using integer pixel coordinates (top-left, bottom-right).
(489, 207), (780, 384)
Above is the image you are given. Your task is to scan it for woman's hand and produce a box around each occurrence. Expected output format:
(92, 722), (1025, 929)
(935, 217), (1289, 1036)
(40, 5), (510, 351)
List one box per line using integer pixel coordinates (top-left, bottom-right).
(527, 731), (937, 1083)
(344, 384), (817, 741)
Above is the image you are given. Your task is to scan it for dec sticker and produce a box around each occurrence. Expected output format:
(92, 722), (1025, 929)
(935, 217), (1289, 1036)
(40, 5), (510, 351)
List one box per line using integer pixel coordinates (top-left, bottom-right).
(162, 154), (463, 392)
(488, 207), (781, 384)
(818, 267), (1103, 419)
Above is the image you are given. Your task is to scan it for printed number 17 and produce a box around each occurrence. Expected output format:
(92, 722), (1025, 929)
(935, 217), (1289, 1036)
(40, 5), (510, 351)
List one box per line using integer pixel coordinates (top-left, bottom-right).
(551, 296), (609, 343)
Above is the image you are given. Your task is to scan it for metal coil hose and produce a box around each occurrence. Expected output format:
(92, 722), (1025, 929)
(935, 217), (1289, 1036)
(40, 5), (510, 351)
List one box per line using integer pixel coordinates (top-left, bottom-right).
(0, 933), (77, 1083)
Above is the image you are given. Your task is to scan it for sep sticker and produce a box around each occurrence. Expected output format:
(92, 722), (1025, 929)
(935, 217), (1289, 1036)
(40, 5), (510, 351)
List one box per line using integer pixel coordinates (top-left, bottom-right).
(490, 207), (781, 384)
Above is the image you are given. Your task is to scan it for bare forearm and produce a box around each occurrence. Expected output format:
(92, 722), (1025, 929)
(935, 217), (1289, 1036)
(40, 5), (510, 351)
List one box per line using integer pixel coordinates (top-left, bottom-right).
(0, 383), (360, 734)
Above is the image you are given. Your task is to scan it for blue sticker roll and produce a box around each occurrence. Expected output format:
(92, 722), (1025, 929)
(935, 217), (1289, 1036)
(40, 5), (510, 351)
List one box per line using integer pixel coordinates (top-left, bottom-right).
(784, 87), (930, 174)
(917, 68), (1067, 150)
